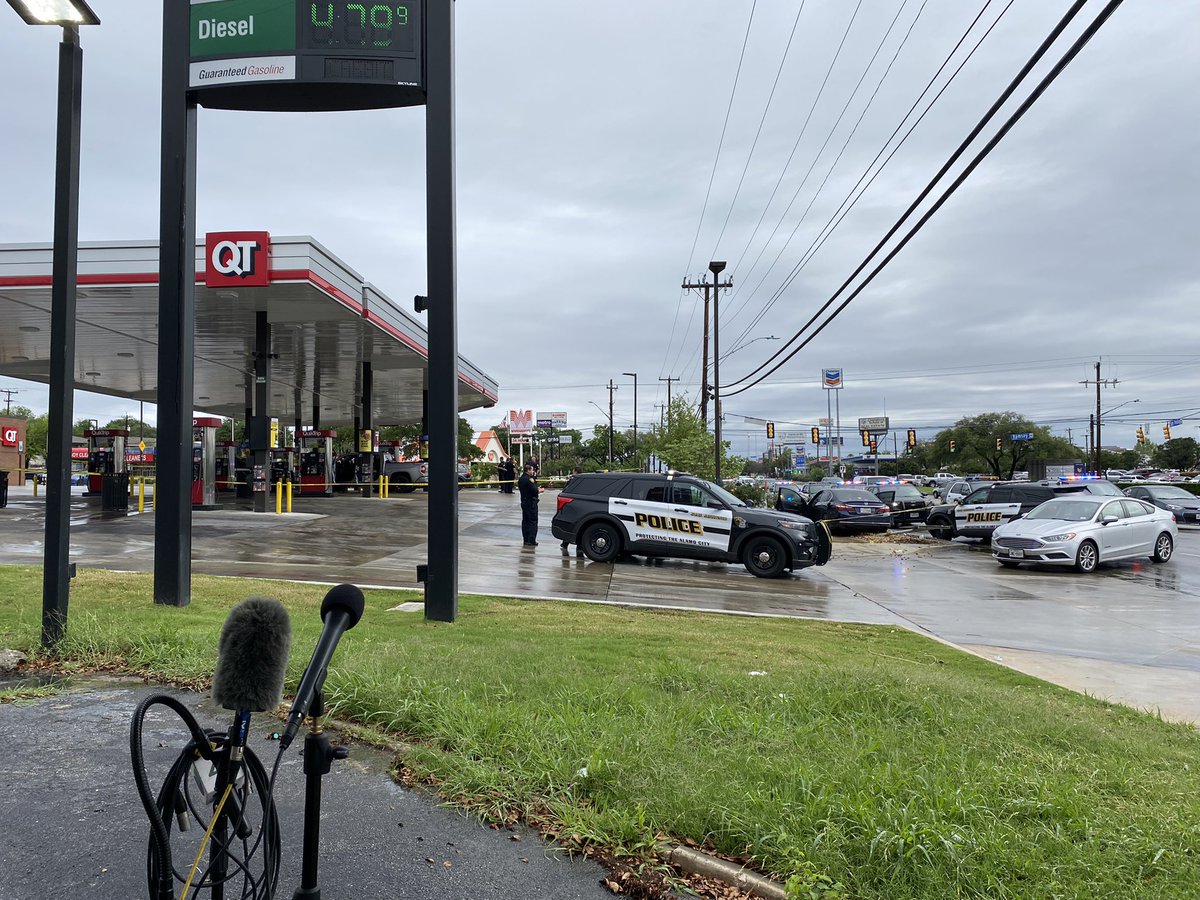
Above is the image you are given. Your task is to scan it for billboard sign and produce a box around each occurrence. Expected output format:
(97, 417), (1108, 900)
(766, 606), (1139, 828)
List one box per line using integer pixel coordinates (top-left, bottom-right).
(822, 368), (843, 389)
(508, 409), (533, 434)
(857, 416), (889, 433)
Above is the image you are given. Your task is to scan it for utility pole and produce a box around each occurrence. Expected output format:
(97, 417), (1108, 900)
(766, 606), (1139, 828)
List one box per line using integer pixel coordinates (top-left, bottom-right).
(0, 389), (18, 414)
(681, 268), (731, 428)
(655, 403), (667, 429)
(606, 378), (617, 465)
(658, 376), (678, 429)
(1080, 360), (1118, 475)
(708, 260), (729, 483)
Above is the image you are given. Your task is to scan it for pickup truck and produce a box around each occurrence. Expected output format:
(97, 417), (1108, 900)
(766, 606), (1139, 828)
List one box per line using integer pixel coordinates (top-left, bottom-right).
(380, 460), (471, 492)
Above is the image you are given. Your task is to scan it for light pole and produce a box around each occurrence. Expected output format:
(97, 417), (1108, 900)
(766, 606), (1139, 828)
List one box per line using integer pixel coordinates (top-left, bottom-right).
(8, 0), (102, 649)
(589, 401), (613, 466)
(622, 372), (637, 468)
(709, 260), (727, 483)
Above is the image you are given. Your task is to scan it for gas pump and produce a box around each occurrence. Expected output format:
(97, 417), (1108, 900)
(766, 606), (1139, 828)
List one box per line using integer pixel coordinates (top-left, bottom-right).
(297, 429), (336, 496)
(216, 441), (238, 492)
(191, 417), (222, 508)
(84, 429), (128, 495)
(270, 447), (296, 487)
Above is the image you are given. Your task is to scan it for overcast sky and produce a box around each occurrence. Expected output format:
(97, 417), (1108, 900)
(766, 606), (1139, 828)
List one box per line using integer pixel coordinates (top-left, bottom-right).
(2, 0), (1197, 457)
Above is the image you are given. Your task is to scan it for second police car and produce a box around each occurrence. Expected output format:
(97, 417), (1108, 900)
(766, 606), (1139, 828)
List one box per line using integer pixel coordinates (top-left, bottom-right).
(551, 472), (832, 578)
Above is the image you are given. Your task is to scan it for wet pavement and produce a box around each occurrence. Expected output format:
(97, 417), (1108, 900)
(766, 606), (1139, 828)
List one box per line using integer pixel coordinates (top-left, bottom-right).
(0, 679), (614, 900)
(2, 482), (1199, 721)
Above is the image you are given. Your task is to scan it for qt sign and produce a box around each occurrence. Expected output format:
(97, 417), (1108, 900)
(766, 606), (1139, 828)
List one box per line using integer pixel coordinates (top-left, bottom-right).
(1, 427), (17, 447)
(205, 231), (270, 287)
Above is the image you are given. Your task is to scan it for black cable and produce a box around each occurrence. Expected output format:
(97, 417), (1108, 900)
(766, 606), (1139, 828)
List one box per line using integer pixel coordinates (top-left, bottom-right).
(726, 0), (1126, 396)
(661, 0), (758, 383)
(726, 0), (1005, 349)
(726, 0), (1091, 390)
(130, 693), (282, 899)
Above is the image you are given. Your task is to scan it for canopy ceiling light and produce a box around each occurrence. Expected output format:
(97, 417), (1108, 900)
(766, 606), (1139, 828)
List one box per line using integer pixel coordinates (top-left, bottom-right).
(6, 0), (99, 25)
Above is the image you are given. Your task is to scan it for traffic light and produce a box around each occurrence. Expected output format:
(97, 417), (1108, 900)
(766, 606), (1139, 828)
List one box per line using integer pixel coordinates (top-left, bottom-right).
(869, 440), (878, 454)
(995, 437), (1002, 451)
(766, 422), (775, 440)
(906, 429), (916, 450)
(861, 429), (871, 447)
(1164, 424), (1172, 441)
(949, 439), (956, 453)
(1136, 425), (1145, 444)
(811, 426), (820, 444)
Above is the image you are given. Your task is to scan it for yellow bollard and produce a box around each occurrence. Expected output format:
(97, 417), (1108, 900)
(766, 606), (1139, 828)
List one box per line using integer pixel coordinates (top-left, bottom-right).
(138, 477), (145, 514)
(286, 479), (293, 513)
(276, 480), (283, 515)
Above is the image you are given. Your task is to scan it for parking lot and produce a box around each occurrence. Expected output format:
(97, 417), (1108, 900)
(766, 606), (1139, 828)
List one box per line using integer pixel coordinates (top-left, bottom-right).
(1, 482), (1198, 722)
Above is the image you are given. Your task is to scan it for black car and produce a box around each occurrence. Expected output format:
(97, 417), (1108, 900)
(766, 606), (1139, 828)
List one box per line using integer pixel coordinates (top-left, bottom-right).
(551, 472), (831, 578)
(778, 487), (891, 534)
(1124, 484), (1200, 524)
(867, 482), (929, 527)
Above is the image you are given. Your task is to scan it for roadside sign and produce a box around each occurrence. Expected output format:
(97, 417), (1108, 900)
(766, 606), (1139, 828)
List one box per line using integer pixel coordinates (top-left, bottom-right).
(1169, 418), (1183, 427)
(138, 440), (147, 452)
(792, 453), (807, 468)
(858, 416), (889, 432)
(1010, 432), (1034, 441)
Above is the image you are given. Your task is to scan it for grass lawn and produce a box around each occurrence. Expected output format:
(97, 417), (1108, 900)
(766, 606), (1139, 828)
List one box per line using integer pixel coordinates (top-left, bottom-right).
(2, 565), (1198, 899)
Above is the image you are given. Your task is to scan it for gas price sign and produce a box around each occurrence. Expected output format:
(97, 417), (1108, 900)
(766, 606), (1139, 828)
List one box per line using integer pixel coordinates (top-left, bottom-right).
(189, 0), (425, 112)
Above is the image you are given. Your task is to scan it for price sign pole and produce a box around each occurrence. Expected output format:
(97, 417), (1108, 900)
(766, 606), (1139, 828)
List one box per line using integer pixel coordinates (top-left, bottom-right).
(154, 2), (451, 613)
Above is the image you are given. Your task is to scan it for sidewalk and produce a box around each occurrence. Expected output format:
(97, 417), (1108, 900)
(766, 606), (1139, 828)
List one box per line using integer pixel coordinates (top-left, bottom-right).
(0, 678), (615, 900)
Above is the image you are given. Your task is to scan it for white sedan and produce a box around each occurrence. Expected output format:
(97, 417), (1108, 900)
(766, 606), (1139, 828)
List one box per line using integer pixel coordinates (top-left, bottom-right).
(991, 496), (1177, 573)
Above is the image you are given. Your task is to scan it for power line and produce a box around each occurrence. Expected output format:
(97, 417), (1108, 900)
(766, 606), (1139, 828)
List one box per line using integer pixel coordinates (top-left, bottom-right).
(660, 1), (758, 386)
(727, 0), (1106, 394)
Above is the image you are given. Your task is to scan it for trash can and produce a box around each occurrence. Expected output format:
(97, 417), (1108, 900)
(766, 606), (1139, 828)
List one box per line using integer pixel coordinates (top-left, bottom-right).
(0, 470), (8, 509)
(101, 472), (130, 512)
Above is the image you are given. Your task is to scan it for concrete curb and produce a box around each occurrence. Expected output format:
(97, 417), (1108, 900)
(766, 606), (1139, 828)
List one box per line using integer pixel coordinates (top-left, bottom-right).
(667, 845), (786, 900)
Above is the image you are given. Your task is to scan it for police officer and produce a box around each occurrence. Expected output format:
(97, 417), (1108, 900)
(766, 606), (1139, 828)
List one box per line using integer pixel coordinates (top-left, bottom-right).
(517, 463), (543, 546)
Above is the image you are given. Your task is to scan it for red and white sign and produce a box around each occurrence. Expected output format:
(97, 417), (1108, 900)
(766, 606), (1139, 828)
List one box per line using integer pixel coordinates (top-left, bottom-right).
(1, 427), (17, 447)
(205, 231), (271, 287)
(71, 447), (89, 460)
(508, 409), (533, 435)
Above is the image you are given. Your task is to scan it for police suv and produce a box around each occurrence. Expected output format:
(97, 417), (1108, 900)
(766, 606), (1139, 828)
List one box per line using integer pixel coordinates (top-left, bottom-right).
(925, 482), (1057, 540)
(550, 472), (832, 578)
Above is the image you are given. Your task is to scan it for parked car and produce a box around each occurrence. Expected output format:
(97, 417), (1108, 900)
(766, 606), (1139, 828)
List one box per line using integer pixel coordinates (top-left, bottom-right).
(1123, 484), (1200, 524)
(925, 482), (1056, 541)
(992, 495), (1177, 573)
(1042, 476), (1124, 497)
(867, 482), (930, 527)
(778, 487), (892, 534)
(933, 479), (980, 504)
(553, 472), (832, 578)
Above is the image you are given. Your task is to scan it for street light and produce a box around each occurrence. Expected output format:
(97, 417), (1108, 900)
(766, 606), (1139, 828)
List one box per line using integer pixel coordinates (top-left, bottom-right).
(719, 334), (778, 361)
(8, 0), (101, 649)
(709, 261), (727, 483)
(589, 400), (614, 465)
(622, 372), (638, 468)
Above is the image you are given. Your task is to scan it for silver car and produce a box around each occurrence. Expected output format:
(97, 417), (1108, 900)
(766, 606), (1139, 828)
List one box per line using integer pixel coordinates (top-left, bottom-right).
(992, 496), (1177, 573)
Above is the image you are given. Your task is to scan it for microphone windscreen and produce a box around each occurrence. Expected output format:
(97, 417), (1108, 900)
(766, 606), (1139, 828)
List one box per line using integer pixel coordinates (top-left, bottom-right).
(320, 583), (365, 628)
(212, 596), (292, 712)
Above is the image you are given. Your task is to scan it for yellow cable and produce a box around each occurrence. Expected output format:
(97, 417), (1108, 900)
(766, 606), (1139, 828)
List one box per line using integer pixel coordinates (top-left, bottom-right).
(181, 782), (233, 900)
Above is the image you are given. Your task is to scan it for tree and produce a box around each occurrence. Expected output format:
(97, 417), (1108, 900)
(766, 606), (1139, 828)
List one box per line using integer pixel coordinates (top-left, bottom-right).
(24, 414), (48, 460)
(640, 396), (744, 482)
(932, 412), (1081, 479)
(1152, 437), (1199, 471)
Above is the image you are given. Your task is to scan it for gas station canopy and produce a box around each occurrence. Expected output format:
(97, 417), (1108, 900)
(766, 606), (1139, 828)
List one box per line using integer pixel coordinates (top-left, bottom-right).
(0, 235), (497, 426)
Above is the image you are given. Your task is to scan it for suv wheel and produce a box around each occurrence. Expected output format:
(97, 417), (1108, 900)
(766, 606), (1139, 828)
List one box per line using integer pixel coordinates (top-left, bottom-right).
(741, 535), (787, 578)
(927, 515), (953, 540)
(580, 522), (621, 563)
(389, 473), (415, 494)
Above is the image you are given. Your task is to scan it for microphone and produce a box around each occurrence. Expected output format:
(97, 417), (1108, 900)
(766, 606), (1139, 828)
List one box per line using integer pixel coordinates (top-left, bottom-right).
(212, 596), (292, 758)
(279, 583), (365, 750)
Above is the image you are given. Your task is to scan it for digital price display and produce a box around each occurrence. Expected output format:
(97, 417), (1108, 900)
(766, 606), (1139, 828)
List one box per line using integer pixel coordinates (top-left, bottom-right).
(303, 3), (416, 54)
(189, 0), (425, 112)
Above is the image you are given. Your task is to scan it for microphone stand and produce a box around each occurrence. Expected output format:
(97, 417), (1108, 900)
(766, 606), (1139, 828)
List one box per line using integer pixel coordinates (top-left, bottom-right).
(293, 688), (348, 900)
